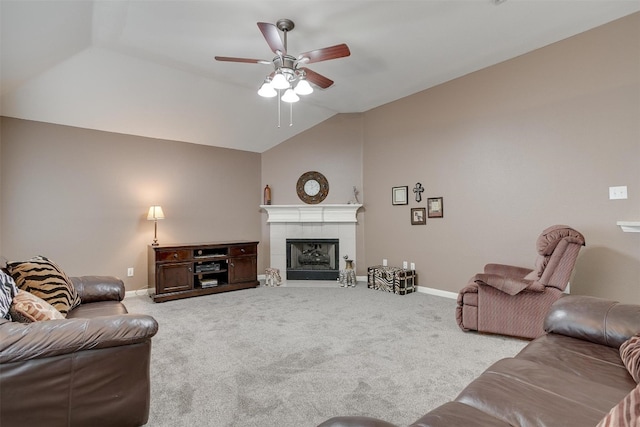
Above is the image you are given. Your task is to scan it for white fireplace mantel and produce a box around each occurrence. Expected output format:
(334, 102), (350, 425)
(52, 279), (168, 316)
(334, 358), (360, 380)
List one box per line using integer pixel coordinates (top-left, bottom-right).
(260, 204), (362, 223)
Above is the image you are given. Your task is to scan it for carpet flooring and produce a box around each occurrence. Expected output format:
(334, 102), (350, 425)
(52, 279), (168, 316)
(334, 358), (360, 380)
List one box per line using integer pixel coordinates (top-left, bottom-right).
(123, 283), (527, 427)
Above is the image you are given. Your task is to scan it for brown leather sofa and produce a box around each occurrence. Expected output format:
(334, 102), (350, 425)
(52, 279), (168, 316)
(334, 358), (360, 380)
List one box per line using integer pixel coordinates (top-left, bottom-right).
(0, 276), (158, 427)
(318, 295), (640, 427)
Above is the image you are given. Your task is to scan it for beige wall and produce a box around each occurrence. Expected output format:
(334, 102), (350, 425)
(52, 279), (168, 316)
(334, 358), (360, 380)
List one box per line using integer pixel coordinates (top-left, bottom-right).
(362, 13), (639, 302)
(2, 14), (638, 302)
(260, 113), (365, 273)
(0, 117), (263, 291)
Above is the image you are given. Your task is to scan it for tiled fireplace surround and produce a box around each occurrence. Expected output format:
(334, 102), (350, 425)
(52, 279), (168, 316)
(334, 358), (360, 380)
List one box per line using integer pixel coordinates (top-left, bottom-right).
(260, 204), (363, 283)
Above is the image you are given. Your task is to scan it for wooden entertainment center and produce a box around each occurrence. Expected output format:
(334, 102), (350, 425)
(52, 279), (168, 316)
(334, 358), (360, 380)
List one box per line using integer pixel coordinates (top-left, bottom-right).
(148, 241), (259, 302)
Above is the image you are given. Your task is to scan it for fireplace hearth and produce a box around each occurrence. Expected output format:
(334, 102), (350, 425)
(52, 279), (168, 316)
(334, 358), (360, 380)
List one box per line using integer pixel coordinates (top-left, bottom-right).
(286, 238), (339, 280)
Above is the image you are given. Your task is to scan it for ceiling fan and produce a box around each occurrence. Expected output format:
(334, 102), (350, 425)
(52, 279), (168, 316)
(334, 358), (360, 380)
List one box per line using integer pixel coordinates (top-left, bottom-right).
(215, 18), (351, 102)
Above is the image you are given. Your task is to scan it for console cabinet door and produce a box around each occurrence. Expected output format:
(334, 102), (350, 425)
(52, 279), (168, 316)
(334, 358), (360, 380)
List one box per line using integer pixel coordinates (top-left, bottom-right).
(228, 257), (257, 284)
(157, 262), (193, 293)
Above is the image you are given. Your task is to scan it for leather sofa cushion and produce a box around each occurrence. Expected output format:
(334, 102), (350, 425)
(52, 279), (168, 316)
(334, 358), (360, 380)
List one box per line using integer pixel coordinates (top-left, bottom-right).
(455, 358), (622, 427)
(66, 301), (128, 319)
(516, 334), (636, 391)
(410, 402), (512, 427)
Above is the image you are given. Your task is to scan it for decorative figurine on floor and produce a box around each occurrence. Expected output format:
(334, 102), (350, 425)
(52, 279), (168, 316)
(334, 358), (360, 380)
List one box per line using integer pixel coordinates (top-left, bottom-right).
(338, 255), (357, 287)
(265, 268), (281, 286)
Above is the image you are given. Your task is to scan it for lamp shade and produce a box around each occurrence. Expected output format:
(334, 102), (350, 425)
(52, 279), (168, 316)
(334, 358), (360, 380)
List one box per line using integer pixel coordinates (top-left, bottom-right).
(271, 72), (290, 90)
(147, 205), (165, 220)
(294, 79), (313, 95)
(258, 80), (277, 98)
(281, 88), (300, 103)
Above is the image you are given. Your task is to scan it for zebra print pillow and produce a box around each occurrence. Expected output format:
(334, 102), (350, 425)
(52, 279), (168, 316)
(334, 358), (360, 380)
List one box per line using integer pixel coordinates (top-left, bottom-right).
(1, 270), (19, 320)
(620, 334), (640, 383)
(7, 256), (81, 317)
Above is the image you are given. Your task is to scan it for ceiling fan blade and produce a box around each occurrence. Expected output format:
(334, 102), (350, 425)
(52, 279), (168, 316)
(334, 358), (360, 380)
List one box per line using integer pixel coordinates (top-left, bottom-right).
(301, 68), (334, 89)
(215, 56), (271, 65)
(298, 44), (350, 64)
(257, 22), (286, 55)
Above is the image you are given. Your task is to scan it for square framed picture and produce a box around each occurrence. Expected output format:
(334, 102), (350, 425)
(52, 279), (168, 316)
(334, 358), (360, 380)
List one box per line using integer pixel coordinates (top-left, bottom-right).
(392, 186), (408, 205)
(411, 207), (426, 225)
(427, 197), (444, 218)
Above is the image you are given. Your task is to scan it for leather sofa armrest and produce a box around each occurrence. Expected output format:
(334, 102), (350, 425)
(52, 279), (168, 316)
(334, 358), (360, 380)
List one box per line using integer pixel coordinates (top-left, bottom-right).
(71, 276), (125, 303)
(484, 263), (533, 278)
(0, 314), (158, 363)
(544, 295), (640, 348)
(316, 416), (399, 427)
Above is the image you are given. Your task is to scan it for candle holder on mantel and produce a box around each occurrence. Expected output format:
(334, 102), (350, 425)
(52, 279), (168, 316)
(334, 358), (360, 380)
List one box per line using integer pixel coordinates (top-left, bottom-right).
(264, 185), (272, 205)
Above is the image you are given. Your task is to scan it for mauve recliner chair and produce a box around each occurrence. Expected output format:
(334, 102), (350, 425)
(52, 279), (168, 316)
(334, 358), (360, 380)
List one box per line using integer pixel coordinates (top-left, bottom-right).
(456, 225), (585, 339)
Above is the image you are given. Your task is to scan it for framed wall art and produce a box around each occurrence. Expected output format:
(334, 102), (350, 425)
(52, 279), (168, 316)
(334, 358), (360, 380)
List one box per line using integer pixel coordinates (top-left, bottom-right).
(392, 186), (408, 205)
(411, 208), (426, 225)
(427, 197), (444, 218)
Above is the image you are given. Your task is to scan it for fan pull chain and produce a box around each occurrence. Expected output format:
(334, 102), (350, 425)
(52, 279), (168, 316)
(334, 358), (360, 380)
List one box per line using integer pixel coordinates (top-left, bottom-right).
(289, 103), (293, 127)
(277, 89), (281, 128)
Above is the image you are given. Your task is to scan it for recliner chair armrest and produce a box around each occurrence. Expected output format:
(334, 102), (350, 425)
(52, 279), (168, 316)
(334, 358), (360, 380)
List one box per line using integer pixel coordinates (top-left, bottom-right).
(71, 275), (125, 303)
(474, 274), (544, 296)
(0, 314), (158, 363)
(484, 263), (533, 278)
(544, 295), (640, 348)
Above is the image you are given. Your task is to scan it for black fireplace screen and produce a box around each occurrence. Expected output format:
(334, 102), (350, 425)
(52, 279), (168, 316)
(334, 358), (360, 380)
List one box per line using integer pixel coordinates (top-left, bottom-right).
(286, 238), (339, 280)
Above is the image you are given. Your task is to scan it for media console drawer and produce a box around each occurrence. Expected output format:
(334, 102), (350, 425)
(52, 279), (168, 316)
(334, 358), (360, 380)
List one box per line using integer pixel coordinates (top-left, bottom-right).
(155, 249), (190, 262)
(229, 245), (256, 256)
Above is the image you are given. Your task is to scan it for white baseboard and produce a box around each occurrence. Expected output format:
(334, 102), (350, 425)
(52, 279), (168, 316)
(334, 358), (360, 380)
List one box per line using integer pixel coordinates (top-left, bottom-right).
(124, 283), (458, 300)
(416, 286), (458, 300)
(125, 288), (152, 298)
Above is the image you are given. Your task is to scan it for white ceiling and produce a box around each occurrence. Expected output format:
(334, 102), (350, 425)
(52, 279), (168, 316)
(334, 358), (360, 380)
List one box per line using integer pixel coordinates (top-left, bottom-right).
(1, 1), (638, 153)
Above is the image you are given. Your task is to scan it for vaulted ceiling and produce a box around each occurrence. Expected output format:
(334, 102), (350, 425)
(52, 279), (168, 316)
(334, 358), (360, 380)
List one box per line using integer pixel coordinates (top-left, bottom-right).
(2, 1), (638, 153)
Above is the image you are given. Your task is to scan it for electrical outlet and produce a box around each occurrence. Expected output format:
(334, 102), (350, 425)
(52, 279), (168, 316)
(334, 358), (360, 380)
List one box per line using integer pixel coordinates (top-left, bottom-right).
(403, 261), (408, 269)
(609, 186), (628, 200)
(127, 267), (134, 277)
(410, 262), (415, 270)
(383, 259), (388, 266)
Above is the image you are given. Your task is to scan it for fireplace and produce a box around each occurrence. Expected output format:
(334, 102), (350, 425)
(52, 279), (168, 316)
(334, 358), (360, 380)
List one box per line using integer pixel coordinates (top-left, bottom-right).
(261, 204), (362, 284)
(286, 238), (339, 280)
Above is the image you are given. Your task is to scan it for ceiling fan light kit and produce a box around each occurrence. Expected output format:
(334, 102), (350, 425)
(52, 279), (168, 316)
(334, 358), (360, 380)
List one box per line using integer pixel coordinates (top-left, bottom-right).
(215, 18), (350, 127)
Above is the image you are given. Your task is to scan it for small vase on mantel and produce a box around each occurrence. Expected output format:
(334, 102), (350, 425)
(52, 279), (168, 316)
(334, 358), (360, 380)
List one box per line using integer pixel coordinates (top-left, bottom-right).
(264, 185), (272, 205)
